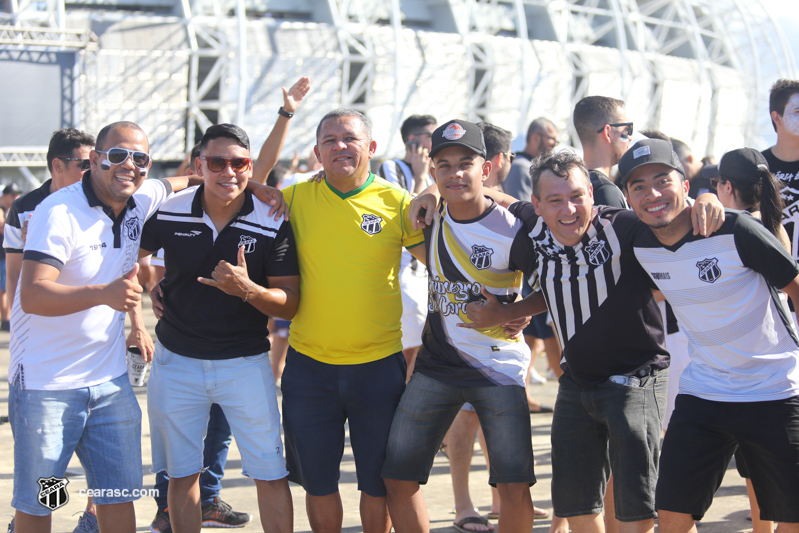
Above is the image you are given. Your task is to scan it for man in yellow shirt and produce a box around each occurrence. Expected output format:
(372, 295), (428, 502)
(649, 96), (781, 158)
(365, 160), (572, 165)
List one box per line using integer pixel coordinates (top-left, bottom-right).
(281, 109), (425, 533)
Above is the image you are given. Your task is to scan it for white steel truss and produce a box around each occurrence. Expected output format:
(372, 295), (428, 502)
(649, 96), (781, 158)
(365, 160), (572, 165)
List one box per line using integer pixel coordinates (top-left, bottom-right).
(1, 0), (796, 169)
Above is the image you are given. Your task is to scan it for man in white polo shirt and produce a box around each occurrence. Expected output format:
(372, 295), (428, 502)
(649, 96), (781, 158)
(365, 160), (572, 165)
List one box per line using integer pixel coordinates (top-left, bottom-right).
(8, 121), (188, 533)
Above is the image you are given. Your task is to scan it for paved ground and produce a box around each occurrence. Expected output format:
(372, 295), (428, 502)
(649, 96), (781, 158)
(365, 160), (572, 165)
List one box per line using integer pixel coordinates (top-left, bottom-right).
(0, 296), (760, 532)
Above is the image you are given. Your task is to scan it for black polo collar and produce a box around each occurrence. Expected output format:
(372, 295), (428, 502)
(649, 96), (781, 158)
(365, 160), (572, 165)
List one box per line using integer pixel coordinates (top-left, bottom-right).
(190, 184), (255, 219)
(82, 171), (138, 248)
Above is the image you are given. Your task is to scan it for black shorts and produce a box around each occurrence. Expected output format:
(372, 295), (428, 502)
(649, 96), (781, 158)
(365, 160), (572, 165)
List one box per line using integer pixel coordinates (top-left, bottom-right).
(656, 394), (799, 522)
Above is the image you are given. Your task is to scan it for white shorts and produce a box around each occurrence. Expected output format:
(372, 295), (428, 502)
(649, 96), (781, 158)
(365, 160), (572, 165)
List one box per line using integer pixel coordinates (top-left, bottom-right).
(400, 262), (428, 350)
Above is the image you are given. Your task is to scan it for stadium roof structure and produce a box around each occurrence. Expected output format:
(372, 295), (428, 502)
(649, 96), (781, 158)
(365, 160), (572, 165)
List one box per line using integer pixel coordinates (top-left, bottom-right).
(1, 0), (795, 173)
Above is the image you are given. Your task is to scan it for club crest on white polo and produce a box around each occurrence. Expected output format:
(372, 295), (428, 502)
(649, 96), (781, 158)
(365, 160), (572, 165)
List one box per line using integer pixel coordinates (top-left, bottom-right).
(124, 216), (140, 240)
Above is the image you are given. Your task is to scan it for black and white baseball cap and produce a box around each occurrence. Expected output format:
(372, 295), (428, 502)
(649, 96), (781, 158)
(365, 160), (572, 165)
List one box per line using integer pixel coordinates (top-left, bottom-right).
(718, 148), (770, 184)
(429, 119), (487, 160)
(618, 138), (685, 186)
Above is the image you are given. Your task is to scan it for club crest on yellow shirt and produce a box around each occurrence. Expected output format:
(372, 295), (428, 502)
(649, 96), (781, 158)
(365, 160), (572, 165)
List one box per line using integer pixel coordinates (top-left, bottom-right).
(361, 213), (383, 235)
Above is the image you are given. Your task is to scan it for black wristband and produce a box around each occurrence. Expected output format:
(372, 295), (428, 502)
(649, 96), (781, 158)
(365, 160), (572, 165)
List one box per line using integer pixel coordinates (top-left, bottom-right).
(278, 107), (294, 119)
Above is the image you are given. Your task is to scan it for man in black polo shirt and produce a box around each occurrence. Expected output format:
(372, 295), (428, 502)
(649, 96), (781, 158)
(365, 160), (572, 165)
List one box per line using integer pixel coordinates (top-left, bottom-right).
(140, 123), (299, 533)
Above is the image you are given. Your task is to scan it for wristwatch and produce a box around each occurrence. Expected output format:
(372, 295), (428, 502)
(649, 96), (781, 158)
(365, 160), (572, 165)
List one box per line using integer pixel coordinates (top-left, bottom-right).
(278, 107), (294, 119)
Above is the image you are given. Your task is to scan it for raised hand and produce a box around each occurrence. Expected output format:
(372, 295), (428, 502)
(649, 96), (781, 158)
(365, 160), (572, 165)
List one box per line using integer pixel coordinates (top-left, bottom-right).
(198, 246), (255, 299)
(282, 76), (311, 114)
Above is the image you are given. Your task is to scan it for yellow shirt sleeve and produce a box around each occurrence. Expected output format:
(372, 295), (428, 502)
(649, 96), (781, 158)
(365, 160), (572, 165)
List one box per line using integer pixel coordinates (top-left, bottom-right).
(400, 190), (425, 249)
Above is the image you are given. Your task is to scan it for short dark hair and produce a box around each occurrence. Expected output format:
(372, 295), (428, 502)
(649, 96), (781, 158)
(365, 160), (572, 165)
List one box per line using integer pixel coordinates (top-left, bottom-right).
(477, 122), (511, 161)
(190, 143), (202, 162)
(526, 117), (555, 142)
(186, 143), (202, 173)
(316, 109), (372, 142)
(573, 96), (626, 144)
(267, 166), (290, 188)
(95, 121), (146, 152)
(769, 79), (799, 132)
(670, 138), (691, 160)
(400, 115), (437, 144)
(199, 124), (250, 154)
(530, 150), (590, 199)
(46, 128), (95, 172)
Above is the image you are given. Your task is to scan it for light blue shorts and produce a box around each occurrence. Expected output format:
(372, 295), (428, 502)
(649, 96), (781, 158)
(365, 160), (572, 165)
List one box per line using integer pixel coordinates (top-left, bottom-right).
(148, 342), (288, 481)
(10, 373), (143, 515)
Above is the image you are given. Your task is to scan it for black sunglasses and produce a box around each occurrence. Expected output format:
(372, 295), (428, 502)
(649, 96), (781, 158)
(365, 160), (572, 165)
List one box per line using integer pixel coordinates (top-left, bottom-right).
(504, 152), (516, 163)
(598, 122), (634, 137)
(97, 147), (151, 170)
(59, 157), (91, 171)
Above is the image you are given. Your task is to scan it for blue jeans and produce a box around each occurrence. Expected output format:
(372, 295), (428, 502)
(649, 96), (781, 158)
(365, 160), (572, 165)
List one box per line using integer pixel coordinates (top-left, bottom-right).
(153, 403), (231, 509)
(10, 373), (143, 515)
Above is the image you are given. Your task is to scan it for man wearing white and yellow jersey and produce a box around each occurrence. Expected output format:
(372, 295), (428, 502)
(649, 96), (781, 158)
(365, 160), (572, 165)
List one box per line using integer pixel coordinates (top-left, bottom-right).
(280, 109), (425, 533)
(381, 120), (537, 533)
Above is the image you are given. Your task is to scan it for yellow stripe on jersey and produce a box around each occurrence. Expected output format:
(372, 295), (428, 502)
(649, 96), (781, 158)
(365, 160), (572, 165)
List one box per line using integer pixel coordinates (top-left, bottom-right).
(283, 173), (425, 365)
(443, 222), (523, 290)
(430, 212), (522, 344)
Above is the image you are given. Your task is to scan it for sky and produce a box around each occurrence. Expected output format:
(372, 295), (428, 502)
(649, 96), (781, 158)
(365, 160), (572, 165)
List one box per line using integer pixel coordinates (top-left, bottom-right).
(761, 0), (799, 71)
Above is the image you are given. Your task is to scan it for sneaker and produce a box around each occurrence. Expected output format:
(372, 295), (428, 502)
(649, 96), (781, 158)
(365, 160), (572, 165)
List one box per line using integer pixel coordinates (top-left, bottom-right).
(1, 321), (9, 332)
(150, 508), (172, 533)
(528, 367), (547, 385)
(72, 511), (99, 533)
(201, 498), (252, 528)
(7, 518), (14, 533)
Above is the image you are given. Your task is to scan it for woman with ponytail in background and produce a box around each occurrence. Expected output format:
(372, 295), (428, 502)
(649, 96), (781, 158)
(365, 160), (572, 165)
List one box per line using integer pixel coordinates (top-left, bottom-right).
(711, 147), (789, 533)
(713, 147), (789, 251)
